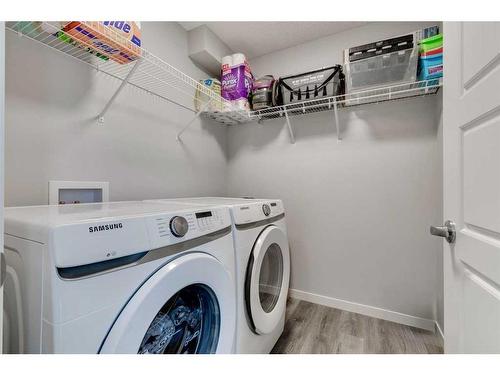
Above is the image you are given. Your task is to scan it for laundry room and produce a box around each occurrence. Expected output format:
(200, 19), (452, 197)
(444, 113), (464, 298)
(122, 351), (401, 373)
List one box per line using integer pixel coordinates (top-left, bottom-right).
(0, 1), (499, 372)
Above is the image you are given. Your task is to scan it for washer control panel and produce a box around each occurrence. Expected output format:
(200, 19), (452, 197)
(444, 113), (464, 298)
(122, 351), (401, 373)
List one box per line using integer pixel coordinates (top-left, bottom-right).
(147, 207), (230, 249)
(195, 209), (223, 232)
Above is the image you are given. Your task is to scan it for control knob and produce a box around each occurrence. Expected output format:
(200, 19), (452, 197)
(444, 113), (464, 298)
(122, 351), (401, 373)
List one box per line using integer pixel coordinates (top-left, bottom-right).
(170, 216), (189, 237)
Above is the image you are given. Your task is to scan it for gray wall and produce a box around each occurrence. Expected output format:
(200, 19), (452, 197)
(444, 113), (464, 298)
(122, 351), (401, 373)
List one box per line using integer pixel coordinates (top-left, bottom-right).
(226, 22), (443, 323)
(5, 22), (227, 206)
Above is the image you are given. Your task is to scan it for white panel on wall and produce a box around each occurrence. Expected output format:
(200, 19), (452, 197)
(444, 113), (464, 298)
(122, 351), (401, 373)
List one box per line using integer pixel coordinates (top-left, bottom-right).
(48, 180), (109, 205)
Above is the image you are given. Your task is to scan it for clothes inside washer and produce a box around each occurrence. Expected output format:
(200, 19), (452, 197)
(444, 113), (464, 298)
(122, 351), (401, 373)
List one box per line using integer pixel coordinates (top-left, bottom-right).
(138, 284), (219, 354)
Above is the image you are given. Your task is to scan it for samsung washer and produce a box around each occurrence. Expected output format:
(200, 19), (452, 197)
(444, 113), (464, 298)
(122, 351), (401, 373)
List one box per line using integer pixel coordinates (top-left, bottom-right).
(147, 197), (290, 353)
(3, 201), (236, 354)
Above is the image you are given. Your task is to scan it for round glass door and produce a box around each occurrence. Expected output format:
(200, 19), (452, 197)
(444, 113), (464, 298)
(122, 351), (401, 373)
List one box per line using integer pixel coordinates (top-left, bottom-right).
(138, 284), (220, 354)
(99, 252), (235, 354)
(258, 243), (284, 313)
(246, 225), (290, 335)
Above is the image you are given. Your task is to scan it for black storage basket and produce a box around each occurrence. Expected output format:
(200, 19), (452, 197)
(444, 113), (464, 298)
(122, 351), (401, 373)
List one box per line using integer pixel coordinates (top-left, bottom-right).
(275, 65), (345, 106)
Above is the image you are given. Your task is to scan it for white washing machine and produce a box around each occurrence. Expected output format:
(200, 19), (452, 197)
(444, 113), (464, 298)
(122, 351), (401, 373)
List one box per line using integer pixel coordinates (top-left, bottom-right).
(147, 197), (290, 354)
(2, 201), (236, 354)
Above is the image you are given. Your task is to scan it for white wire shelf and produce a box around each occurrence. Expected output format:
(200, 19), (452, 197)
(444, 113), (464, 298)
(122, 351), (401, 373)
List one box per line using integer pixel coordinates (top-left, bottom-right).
(203, 79), (441, 124)
(6, 21), (231, 125)
(202, 109), (253, 125)
(254, 79), (440, 120)
(200, 79), (442, 143)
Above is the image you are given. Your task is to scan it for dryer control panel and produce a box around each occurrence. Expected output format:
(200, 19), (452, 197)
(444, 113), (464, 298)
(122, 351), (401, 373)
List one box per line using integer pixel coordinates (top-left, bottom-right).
(232, 200), (285, 225)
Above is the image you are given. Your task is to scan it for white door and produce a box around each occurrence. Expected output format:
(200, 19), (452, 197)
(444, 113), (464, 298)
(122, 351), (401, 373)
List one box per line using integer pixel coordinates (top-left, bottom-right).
(100, 252), (235, 354)
(0, 21), (5, 354)
(245, 225), (290, 334)
(440, 22), (500, 353)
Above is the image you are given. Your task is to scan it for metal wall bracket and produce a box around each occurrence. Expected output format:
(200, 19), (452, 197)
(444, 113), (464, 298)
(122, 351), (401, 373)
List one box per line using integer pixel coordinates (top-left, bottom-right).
(283, 109), (296, 144)
(333, 99), (341, 142)
(176, 99), (213, 141)
(96, 59), (142, 124)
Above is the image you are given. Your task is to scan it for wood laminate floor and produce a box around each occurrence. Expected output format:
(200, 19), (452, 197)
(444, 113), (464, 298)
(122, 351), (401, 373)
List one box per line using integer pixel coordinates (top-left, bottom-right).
(271, 298), (443, 354)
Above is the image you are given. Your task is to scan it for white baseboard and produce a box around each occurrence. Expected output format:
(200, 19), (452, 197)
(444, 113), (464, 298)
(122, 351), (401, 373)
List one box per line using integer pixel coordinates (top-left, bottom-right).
(288, 288), (436, 332)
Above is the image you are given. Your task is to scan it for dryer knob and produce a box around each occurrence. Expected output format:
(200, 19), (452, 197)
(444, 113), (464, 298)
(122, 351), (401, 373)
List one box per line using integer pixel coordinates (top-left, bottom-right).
(170, 216), (189, 237)
(262, 204), (271, 217)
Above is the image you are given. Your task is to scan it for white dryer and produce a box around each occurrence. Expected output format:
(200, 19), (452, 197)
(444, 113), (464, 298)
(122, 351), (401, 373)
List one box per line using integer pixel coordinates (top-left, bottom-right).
(3, 201), (236, 354)
(148, 197), (290, 354)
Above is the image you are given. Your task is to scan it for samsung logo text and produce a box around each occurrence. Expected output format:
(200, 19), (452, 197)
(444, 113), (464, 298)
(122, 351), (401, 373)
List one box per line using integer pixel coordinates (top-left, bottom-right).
(89, 223), (123, 233)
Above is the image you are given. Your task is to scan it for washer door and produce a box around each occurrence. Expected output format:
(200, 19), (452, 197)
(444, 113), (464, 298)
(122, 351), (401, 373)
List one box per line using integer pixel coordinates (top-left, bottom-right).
(100, 253), (235, 354)
(245, 225), (290, 335)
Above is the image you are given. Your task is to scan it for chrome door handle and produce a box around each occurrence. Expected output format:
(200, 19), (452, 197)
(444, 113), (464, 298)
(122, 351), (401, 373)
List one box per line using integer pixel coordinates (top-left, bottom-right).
(430, 220), (456, 244)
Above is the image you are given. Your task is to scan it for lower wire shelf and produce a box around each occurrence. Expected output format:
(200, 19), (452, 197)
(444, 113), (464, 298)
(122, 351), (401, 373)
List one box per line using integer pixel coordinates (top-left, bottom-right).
(201, 79), (442, 143)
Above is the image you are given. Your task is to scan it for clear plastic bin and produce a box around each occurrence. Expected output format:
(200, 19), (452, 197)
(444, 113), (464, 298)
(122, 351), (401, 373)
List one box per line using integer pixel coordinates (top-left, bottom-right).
(345, 47), (418, 95)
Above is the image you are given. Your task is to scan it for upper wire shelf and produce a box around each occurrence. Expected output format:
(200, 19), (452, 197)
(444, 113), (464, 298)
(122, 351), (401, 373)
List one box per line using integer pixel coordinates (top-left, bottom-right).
(6, 21), (230, 117)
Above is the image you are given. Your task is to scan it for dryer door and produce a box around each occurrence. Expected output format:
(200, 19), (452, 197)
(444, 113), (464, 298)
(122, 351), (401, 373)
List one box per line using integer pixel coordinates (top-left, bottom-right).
(100, 253), (235, 354)
(245, 225), (290, 335)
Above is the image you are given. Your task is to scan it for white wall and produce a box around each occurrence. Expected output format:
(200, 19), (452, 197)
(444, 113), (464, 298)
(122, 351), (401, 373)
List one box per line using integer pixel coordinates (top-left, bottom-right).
(4, 22), (227, 206)
(227, 22), (443, 325)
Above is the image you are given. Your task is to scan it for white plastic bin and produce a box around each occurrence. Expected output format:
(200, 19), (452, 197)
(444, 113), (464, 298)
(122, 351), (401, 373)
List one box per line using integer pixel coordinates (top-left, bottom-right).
(345, 47), (418, 97)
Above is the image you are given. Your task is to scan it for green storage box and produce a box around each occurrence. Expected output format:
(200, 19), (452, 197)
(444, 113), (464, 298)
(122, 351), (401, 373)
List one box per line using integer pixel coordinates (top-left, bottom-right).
(420, 34), (443, 53)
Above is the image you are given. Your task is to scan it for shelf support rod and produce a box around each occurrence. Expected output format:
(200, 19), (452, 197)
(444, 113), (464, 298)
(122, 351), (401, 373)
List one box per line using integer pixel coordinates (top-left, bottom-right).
(176, 99), (213, 142)
(97, 59), (142, 124)
(284, 109), (296, 144)
(333, 98), (341, 142)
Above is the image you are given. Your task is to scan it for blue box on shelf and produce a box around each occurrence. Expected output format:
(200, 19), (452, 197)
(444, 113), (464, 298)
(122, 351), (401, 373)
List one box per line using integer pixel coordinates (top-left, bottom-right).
(418, 53), (443, 80)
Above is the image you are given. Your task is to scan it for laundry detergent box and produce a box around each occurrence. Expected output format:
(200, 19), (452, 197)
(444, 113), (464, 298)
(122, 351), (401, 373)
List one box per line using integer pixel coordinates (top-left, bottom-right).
(62, 21), (142, 64)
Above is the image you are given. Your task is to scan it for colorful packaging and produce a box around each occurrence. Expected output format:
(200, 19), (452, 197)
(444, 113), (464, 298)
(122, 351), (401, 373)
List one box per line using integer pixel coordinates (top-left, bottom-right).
(195, 78), (222, 112)
(56, 31), (110, 62)
(62, 21), (142, 65)
(418, 34), (443, 81)
(420, 46), (443, 57)
(419, 34), (443, 54)
(221, 53), (253, 111)
(418, 53), (443, 80)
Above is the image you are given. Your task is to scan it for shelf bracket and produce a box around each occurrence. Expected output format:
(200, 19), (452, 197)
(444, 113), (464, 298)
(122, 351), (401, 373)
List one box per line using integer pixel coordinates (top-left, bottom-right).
(97, 59), (142, 124)
(283, 109), (296, 144)
(333, 98), (341, 142)
(176, 99), (213, 142)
